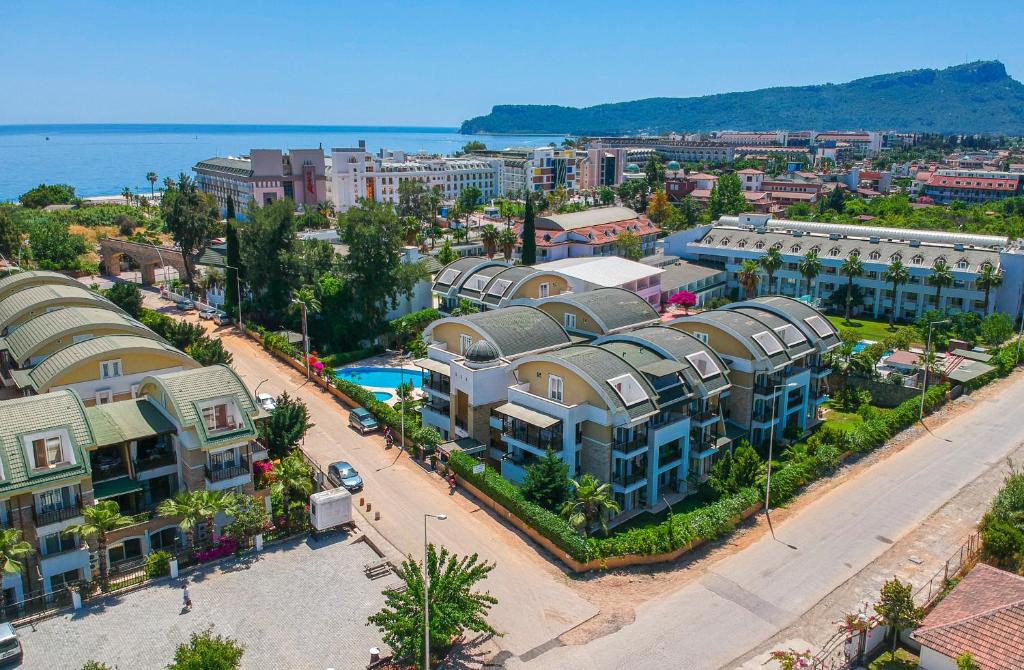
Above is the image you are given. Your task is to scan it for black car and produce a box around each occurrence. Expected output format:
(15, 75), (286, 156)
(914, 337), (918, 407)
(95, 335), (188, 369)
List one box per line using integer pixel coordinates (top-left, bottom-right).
(327, 461), (363, 493)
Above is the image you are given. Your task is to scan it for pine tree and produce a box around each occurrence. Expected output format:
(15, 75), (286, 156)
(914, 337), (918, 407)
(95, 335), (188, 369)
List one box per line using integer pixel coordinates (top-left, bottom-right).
(521, 194), (537, 265)
(520, 449), (571, 511)
(224, 196), (240, 318)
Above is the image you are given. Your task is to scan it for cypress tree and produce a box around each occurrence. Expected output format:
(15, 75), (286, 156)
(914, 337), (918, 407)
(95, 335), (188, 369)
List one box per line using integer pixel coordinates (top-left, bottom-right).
(521, 194), (536, 266)
(225, 194), (236, 221)
(223, 196), (240, 317)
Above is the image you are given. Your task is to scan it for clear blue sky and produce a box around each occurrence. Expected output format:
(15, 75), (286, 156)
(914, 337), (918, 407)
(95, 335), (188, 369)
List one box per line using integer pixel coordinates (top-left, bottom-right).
(2, 0), (1022, 126)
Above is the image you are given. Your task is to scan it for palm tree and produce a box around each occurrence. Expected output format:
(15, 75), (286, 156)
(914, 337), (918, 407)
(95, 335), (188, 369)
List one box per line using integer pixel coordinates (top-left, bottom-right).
(271, 451), (313, 526)
(560, 475), (620, 536)
(205, 267), (224, 295)
(158, 492), (208, 556)
(738, 259), (761, 299)
(840, 255), (865, 323)
(197, 490), (235, 544)
(480, 224), (500, 258)
(146, 171), (158, 197)
(883, 259), (910, 328)
(758, 247), (783, 295)
(292, 284), (322, 316)
(927, 260), (954, 313)
(499, 228), (518, 261)
(497, 198), (517, 229)
(316, 200), (335, 219)
(0, 529), (31, 611)
(798, 251), (822, 299)
(121, 186), (133, 206)
(64, 500), (133, 588)
(977, 263), (1003, 314)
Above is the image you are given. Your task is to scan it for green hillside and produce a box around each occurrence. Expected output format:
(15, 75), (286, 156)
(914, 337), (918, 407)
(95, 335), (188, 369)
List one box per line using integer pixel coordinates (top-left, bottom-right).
(460, 61), (1024, 136)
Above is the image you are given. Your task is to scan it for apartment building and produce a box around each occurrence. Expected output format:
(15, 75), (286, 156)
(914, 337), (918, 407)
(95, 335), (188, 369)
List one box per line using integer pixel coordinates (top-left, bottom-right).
(585, 137), (736, 164)
(667, 296), (840, 448)
(193, 148), (328, 215)
(469, 147), (583, 196)
(0, 283), (124, 337)
(667, 214), (1020, 320)
(530, 288), (660, 338)
(430, 257), (572, 313)
(579, 145), (629, 189)
(0, 365), (269, 597)
(922, 169), (1023, 205)
(0, 270), (82, 302)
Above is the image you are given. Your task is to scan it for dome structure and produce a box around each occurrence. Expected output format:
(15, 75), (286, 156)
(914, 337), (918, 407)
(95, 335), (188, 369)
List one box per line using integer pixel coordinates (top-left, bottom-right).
(464, 339), (500, 364)
(625, 163), (640, 173)
(666, 160), (681, 170)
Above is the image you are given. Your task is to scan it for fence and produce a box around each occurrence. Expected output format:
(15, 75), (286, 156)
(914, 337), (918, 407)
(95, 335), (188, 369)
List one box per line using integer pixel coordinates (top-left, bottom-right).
(913, 532), (980, 609)
(0, 587), (74, 625)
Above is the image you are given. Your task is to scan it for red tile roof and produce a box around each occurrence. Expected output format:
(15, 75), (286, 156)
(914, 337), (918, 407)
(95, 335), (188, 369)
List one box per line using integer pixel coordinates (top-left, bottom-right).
(914, 564), (1024, 669)
(927, 175), (1020, 191)
(516, 219), (659, 247)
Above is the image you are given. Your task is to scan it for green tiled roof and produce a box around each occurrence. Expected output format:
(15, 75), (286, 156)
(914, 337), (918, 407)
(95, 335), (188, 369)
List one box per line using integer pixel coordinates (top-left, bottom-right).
(3, 307), (163, 365)
(0, 284), (122, 332)
(94, 477), (143, 500)
(193, 245), (227, 268)
(548, 345), (658, 420)
(599, 326), (732, 396)
(0, 390), (91, 496)
(732, 307), (815, 358)
(672, 311), (792, 370)
(0, 270), (80, 302)
(19, 335), (195, 393)
(540, 288), (659, 333)
(143, 364), (261, 448)
(736, 296), (841, 352)
(460, 306), (569, 358)
(85, 398), (176, 446)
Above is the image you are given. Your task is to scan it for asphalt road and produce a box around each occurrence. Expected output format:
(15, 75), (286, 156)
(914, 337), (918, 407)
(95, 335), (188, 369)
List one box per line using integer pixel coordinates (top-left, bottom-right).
(515, 378), (1024, 670)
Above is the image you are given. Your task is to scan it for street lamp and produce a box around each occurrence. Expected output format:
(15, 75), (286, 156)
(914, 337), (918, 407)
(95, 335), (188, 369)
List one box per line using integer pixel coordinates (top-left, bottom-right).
(223, 264), (244, 333)
(291, 295), (310, 380)
(386, 349), (410, 450)
(765, 381), (800, 540)
(423, 513), (447, 670)
(919, 319), (950, 422)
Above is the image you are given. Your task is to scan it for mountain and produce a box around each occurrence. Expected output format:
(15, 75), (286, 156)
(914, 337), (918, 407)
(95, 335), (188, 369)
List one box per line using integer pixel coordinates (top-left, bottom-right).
(460, 61), (1024, 136)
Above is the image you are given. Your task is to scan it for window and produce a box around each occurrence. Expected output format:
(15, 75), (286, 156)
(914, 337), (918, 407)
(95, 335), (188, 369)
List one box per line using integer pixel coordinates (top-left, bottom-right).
(201, 403), (236, 432)
(486, 279), (513, 297)
(956, 259), (970, 270)
(911, 255), (924, 265)
(108, 538), (143, 565)
(49, 568), (81, 591)
(869, 250), (881, 260)
(791, 244), (801, 253)
(686, 351), (722, 379)
(774, 324), (807, 346)
(42, 531), (78, 557)
(752, 331), (784, 355)
(607, 373), (649, 406)
(564, 313), (576, 330)
(754, 241), (765, 250)
(149, 526), (179, 552)
(804, 315), (834, 338)
(692, 331), (709, 345)
(38, 486), (71, 512)
(95, 390), (113, 405)
(737, 239), (747, 248)
(828, 247), (840, 257)
(459, 334), (473, 355)
(100, 359), (122, 379)
(437, 268), (461, 285)
(32, 435), (66, 469)
(548, 375), (564, 402)
(538, 282), (550, 298)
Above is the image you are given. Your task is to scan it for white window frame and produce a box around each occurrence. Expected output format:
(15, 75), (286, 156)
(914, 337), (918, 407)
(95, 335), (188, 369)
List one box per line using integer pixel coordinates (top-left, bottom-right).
(538, 282), (550, 298)
(564, 313), (576, 330)
(130, 384), (140, 398)
(459, 334), (473, 355)
(693, 331), (709, 345)
(24, 429), (73, 470)
(99, 359), (122, 380)
(198, 400), (239, 433)
(94, 389), (113, 405)
(547, 375), (564, 402)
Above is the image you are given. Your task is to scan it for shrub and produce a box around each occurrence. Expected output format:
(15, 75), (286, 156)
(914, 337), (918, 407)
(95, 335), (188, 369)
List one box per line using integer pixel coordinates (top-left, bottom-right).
(980, 514), (1024, 568)
(144, 550), (173, 578)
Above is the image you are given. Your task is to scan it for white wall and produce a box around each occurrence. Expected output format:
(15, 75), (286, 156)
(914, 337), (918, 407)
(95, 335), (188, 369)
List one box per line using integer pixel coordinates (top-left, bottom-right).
(918, 646), (957, 670)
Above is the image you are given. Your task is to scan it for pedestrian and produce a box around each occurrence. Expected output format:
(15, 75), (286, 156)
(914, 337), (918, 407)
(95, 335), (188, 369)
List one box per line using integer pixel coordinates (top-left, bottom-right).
(182, 583), (192, 611)
(447, 472), (456, 494)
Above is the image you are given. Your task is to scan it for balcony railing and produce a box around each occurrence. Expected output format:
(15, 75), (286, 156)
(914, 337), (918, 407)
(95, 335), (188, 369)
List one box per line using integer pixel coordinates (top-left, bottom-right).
(612, 471), (647, 487)
(504, 426), (560, 452)
(650, 410), (688, 428)
(205, 456), (250, 483)
(693, 408), (718, 423)
(454, 417), (468, 431)
(612, 436), (648, 457)
(423, 377), (451, 394)
(658, 448), (683, 467)
(35, 504), (82, 527)
(753, 383), (778, 396)
(90, 459), (129, 482)
(133, 450), (176, 472)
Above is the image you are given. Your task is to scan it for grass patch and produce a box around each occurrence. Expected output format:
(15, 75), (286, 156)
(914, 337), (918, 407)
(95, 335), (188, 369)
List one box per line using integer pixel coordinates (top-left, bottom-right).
(827, 315), (900, 343)
(868, 649), (918, 670)
(821, 401), (864, 432)
(613, 488), (721, 533)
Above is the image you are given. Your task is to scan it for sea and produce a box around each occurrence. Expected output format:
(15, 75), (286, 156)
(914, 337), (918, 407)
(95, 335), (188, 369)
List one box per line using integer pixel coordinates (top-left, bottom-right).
(0, 124), (566, 202)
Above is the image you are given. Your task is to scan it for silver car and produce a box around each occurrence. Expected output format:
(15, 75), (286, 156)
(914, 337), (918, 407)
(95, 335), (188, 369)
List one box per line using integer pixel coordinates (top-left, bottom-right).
(0, 623), (22, 665)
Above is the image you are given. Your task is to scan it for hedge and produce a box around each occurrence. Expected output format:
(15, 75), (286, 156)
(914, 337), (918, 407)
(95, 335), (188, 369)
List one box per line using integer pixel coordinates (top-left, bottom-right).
(319, 345), (384, 368)
(330, 376), (440, 450)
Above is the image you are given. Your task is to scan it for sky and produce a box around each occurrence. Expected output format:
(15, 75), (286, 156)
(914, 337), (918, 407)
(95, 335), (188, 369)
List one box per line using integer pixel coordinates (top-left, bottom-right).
(2, 0), (1023, 126)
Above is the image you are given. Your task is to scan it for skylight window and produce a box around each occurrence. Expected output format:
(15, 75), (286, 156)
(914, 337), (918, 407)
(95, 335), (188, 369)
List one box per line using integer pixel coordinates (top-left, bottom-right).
(486, 279), (513, 297)
(752, 331), (784, 355)
(465, 275), (489, 291)
(606, 373), (649, 407)
(804, 315), (833, 338)
(774, 324), (807, 347)
(437, 268), (461, 285)
(685, 351), (721, 379)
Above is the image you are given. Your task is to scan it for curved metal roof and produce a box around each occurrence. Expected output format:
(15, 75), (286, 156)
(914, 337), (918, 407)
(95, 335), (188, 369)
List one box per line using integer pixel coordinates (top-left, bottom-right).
(0, 270), (81, 302)
(430, 257), (493, 292)
(670, 310), (792, 370)
(600, 326), (731, 396)
(536, 288), (659, 334)
(0, 284), (123, 332)
(546, 345), (658, 420)
(3, 307), (163, 365)
(457, 305), (569, 357)
(729, 296), (840, 352)
(730, 307), (815, 358)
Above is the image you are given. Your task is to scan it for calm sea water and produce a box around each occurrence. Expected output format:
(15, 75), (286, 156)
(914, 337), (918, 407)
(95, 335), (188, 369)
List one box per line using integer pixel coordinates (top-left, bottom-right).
(0, 124), (566, 201)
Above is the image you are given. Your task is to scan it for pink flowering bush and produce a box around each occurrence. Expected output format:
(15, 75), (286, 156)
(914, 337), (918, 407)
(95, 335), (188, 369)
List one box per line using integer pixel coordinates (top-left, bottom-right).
(667, 290), (697, 312)
(195, 535), (240, 563)
(768, 649), (812, 670)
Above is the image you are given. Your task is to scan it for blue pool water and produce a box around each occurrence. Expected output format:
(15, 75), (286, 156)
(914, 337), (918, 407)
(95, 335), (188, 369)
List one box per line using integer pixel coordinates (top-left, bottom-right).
(852, 341), (871, 354)
(335, 367), (425, 391)
(373, 391), (395, 402)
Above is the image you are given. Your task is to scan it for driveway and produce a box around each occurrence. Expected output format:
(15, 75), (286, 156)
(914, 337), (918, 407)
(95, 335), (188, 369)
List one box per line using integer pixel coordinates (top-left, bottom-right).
(18, 536), (395, 670)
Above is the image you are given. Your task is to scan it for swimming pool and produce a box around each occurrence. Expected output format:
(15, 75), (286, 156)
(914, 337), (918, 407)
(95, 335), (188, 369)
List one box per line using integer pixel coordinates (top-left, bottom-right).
(373, 391), (395, 402)
(852, 341), (873, 354)
(335, 367), (425, 391)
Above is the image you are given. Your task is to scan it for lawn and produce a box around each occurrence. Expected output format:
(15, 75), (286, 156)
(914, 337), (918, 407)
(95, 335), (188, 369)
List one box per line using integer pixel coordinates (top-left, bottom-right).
(868, 648), (919, 669)
(827, 315), (900, 343)
(821, 403), (863, 432)
(613, 488), (720, 533)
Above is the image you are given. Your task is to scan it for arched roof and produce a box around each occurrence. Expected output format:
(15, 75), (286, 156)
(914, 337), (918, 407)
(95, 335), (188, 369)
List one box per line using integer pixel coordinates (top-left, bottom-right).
(535, 287), (659, 334)
(1, 307), (164, 366)
(0, 270), (82, 302)
(726, 296), (840, 352)
(429, 305), (570, 358)
(0, 284), (123, 333)
(541, 345), (658, 420)
(599, 325), (732, 396)
(669, 310), (792, 370)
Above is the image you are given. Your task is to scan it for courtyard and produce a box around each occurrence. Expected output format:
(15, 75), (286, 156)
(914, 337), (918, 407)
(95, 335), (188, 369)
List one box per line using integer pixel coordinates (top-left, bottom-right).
(16, 535), (396, 670)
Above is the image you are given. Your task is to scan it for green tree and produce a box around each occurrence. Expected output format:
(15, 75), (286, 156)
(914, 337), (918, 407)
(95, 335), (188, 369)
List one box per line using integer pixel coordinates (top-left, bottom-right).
(499, 227), (518, 261)
(19, 183), (76, 209)
(709, 441), (762, 496)
(977, 263), (1003, 313)
(758, 247), (783, 295)
(0, 529), (31, 613)
(645, 154), (665, 192)
(451, 298), (479, 317)
(157, 492), (208, 556)
(105, 282), (143, 318)
(185, 337), (232, 366)
(598, 186), (616, 206)
(520, 449), (571, 512)
(980, 515), (1024, 568)
(168, 628), (244, 670)
(160, 173), (219, 290)
(480, 224), (500, 258)
(646, 189), (673, 224)
(64, 500), (133, 588)
(146, 171), (158, 198)
(223, 198), (240, 317)
(956, 652), (980, 670)
(708, 174), (748, 219)
(196, 491), (234, 545)
(927, 260), (954, 312)
(461, 140), (487, 154)
(456, 185), (483, 214)
(238, 199), (299, 319)
(874, 578), (922, 654)
(258, 392), (313, 459)
(840, 255), (865, 322)
(0, 208), (22, 260)
(675, 194), (700, 229)
(367, 544), (497, 667)
(883, 259), (910, 328)
(437, 238), (458, 266)
(224, 494), (270, 545)
(521, 194), (537, 265)
(820, 185), (845, 214)
(738, 259), (761, 299)
(270, 451), (314, 523)
(28, 218), (89, 270)
(798, 250), (822, 299)
(980, 312), (1014, 345)
(560, 474), (621, 536)
(616, 179), (648, 211)
(122, 186), (133, 206)
(615, 229), (643, 260)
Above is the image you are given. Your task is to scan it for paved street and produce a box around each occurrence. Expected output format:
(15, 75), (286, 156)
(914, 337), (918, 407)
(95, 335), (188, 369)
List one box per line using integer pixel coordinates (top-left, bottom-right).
(18, 536), (396, 670)
(513, 371), (1024, 670)
(136, 289), (597, 660)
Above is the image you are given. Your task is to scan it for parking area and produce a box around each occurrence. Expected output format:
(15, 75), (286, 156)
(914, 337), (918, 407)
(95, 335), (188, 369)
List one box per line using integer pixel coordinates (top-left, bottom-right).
(16, 535), (396, 670)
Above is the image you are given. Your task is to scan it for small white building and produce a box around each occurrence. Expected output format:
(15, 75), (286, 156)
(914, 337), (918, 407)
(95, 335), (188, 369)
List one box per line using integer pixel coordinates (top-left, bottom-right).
(532, 256), (664, 308)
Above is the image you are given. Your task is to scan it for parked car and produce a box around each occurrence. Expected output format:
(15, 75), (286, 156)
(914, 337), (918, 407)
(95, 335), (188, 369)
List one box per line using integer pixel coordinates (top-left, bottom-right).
(175, 299), (195, 311)
(199, 307), (218, 320)
(326, 461), (363, 493)
(214, 312), (232, 326)
(0, 623), (22, 666)
(256, 392), (277, 412)
(349, 407), (379, 434)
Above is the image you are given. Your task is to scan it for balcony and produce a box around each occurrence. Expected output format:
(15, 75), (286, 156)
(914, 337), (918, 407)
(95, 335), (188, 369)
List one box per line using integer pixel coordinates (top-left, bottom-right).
(35, 504), (82, 527)
(612, 470), (647, 489)
(205, 456), (250, 483)
(612, 436), (648, 459)
(693, 408), (719, 426)
(133, 449), (176, 473)
(90, 448), (129, 483)
(504, 426), (560, 453)
(658, 447), (683, 469)
(423, 376), (451, 396)
(753, 383), (780, 397)
(812, 365), (832, 377)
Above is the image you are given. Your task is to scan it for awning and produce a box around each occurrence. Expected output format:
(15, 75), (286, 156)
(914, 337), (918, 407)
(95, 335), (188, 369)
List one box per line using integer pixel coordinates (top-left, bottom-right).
(947, 361), (995, 384)
(437, 437), (485, 457)
(493, 402), (560, 429)
(638, 359), (686, 377)
(85, 399), (176, 446)
(413, 358), (451, 377)
(94, 477), (143, 500)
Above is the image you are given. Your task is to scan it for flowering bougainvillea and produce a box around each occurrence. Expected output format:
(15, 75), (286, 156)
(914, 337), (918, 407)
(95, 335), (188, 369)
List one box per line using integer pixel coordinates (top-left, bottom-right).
(195, 536), (240, 563)
(667, 290), (697, 313)
(768, 648), (813, 670)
